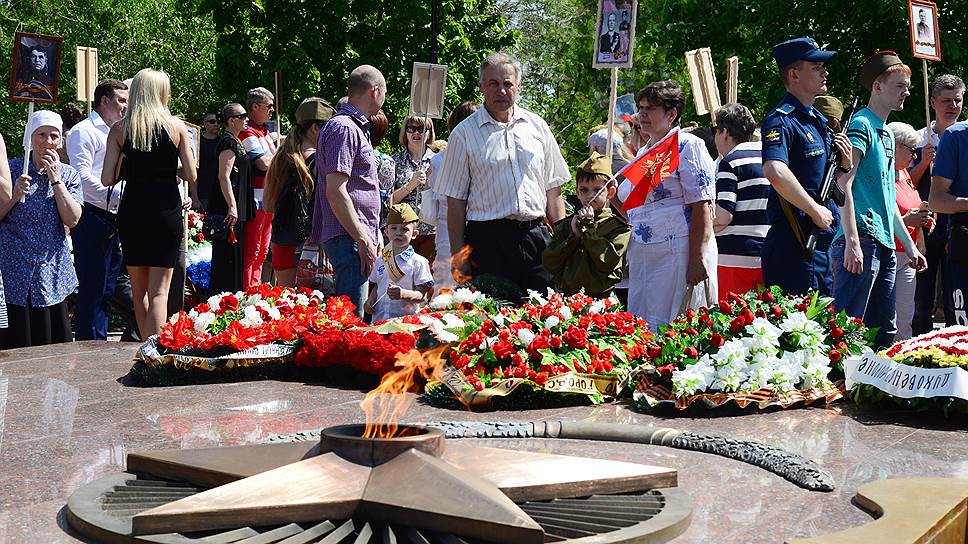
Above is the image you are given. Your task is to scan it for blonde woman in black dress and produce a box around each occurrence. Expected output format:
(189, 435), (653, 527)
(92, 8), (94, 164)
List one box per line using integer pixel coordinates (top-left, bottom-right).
(102, 69), (196, 339)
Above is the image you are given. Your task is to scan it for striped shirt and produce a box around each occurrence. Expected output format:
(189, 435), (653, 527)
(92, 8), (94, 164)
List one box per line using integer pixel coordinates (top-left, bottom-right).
(240, 123), (276, 195)
(437, 105), (569, 221)
(715, 141), (770, 267)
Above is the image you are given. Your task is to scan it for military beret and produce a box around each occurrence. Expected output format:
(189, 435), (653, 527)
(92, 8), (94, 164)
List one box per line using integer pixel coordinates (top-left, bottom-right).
(295, 97), (336, 124)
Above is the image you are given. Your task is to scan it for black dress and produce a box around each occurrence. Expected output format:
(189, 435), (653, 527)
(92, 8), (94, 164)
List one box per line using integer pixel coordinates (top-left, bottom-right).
(197, 135), (220, 208)
(208, 135), (255, 294)
(118, 128), (183, 268)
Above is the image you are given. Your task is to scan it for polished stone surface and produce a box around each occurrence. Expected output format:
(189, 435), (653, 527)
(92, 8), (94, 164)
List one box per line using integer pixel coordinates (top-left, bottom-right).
(0, 341), (965, 543)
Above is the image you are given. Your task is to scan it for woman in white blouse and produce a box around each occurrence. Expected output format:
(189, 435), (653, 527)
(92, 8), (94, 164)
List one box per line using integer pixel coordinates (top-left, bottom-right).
(617, 80), (718, 329)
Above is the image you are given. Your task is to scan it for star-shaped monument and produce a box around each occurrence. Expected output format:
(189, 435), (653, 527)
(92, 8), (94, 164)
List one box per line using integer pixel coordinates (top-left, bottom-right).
(126, 424), (677, 543)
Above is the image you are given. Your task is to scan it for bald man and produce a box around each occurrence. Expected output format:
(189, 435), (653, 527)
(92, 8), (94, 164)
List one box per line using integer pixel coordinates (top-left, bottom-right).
(312, 65), (387, 317)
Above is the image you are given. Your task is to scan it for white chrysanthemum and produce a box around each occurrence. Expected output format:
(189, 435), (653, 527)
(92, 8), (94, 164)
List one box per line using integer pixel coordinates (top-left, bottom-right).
(242, 293), (262, 307)
(559, 305), (573, 321)
(743, 352), (781, 391)
(517, 328), (536, 346)
(800, 352), (832, 389)
(441, 313), (465, 329)
(295, 294), (310, 307)
(745, 318), (783, 354)
(430, 294), (454, 309)
(207, 294), (224, 309)
(779, 312), (825, 351)
(544, 315), (561, 329)
(453, 288), (478, 305)
(588, 299), (606, 314)
(428, 319), (459, 343)
(479, 336), (499, 350)
(265, 306), (281, 321)
(493, 313), (506, 327)
(672, 356), (716, 397)
(239, 305), (263, 326)
(194, 311), (217, 333)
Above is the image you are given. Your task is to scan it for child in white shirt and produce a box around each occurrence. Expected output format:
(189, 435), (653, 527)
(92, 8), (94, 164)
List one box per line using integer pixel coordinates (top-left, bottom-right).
(364, 204), (434, 321)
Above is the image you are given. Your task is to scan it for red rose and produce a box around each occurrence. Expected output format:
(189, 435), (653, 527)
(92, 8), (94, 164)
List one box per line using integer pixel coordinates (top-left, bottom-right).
(836, 341), (848, 351)
(664, 330), (678, 339)
(795, 303), (808, 312)
(512, 366), (527, 378)
(648, 346), (663, 359)
(828, 349), (842, 362)
(729, 316), (746, 333)
(195, 303), (211, 313)
(657, 364), (676, 376)
(718, 301), (733, 315)
(534, 372), (549, 385)
(709, 333), (724, 348)
(512, 353), (525, 366)
(220, 294), (239, 312)
(563, 326), (588, 349)
(684, 347), (699, 359)
(741, 308), (755, 325)
(492, 340), (515, 360)
(685, 308), (696, 321)
(472, 381), (484, 391)
(550, 336), (563, 348)
(759, 291), (776, 303)
(831, 326), (844, 340)
(770, 305), (783, 318)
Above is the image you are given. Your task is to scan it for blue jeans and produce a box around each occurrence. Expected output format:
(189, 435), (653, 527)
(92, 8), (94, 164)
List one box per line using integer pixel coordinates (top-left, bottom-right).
(71, 204), (124, 340)
(831, 234), (897, 348)
(321, 235), (368, 318)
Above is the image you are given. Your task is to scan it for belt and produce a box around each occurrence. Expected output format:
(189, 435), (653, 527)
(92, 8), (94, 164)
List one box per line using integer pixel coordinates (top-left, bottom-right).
(952, 212), (968, 227)
(468, 217), (544, 230)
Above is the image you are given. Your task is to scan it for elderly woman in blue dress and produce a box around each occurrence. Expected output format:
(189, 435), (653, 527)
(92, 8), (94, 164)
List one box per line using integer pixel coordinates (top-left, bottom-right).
(0, 110), (83, 349)
(617, 80), (718, 330)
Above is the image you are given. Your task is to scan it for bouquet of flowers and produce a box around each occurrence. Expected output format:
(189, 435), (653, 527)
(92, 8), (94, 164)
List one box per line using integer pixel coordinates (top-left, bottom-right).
(295, 329), (419, 377)
(424, 289), (655, 410)
(849, 326), (968, 415)
(186, 211), (212, 291)
(156, 285), (360, 354)
(633, 286), (875, 413)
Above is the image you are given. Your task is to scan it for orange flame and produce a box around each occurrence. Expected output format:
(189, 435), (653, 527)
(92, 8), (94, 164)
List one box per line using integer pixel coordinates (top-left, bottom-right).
(361, 346), (448, 438)
(451, 245), (474, 284)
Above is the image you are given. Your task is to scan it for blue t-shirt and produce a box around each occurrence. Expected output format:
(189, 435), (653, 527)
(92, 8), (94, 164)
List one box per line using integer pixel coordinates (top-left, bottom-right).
(835, 108), (896, 248)
(760, 93), (839, 233)
(934, 121), (968, 198)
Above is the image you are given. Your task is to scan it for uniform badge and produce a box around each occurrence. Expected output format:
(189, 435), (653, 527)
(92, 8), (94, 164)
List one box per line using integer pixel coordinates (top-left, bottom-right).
(806, 133), (814, 143)
(766, 130), (781, 142)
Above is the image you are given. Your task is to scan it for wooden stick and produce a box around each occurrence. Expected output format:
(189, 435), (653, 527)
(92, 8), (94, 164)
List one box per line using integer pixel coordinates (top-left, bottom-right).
(606, 67), (618, 142)
(922, 58), (932, 132)
(20, 101), (35, 203)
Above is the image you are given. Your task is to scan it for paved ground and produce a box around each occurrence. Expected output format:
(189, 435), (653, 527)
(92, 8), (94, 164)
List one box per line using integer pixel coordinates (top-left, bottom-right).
(0, 341), (965, 543)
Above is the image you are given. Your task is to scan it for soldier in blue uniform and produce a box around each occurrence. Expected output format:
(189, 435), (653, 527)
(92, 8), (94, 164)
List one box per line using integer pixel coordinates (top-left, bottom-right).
(761, 38), (854, 296)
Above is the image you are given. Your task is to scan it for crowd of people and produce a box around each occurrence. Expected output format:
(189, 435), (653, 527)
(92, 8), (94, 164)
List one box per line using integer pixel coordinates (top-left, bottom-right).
(0, 41), (966, 351)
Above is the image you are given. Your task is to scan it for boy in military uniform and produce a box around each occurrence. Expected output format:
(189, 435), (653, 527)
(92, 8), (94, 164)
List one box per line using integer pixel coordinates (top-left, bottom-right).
(364, 204), (434, 322)
(761, 38), (854, 296)
(833, 51), (926, 347)
(543, 152), (631, 297)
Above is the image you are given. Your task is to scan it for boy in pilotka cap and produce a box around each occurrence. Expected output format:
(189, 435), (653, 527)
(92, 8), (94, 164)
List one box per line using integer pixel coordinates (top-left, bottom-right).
(364, 204), (434, 321)
(543, 152), (631, 297)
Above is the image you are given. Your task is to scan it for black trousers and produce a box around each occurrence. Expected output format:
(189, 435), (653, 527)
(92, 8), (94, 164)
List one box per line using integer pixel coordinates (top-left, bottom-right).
(912, 214), (955, 334)
(0, 298), (71, 350)
(464, 218), (553, 299)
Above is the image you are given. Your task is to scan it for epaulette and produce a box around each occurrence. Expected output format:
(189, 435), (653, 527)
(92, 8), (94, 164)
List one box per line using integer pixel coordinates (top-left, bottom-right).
(775, 103), (796, 115)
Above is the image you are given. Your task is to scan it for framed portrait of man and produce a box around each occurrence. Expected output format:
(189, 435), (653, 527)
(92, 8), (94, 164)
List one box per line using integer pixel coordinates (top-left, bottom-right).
(9, 32), (63, 103)
(183, 121), (201, 168)
(909, 0), (941, 62)
(592, 0), (638, 69)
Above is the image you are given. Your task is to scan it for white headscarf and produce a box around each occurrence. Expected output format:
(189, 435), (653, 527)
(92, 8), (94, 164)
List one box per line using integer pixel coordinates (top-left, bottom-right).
(22, 109), (64, 151)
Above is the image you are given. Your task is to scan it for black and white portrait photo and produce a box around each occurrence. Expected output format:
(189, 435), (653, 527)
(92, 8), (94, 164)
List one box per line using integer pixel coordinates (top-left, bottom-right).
(909, 0), (941, 61)
(9, 32), (62, 103)
(593, 0), (638, 68)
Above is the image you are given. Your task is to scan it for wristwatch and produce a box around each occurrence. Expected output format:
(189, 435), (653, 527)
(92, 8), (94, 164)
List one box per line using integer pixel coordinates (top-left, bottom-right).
(51, 179), (62, 186)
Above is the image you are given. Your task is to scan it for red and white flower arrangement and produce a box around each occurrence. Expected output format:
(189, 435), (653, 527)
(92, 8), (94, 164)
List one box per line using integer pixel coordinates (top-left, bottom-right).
(883, 326), (968, 368)
(157, 285), (361, 353)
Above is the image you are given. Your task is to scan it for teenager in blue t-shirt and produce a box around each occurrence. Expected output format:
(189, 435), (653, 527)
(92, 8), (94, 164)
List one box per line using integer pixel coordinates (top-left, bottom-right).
(833, 51), (927, 348)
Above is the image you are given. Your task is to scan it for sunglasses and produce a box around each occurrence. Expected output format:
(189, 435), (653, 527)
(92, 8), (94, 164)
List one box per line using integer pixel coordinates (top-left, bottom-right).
(261, 102), (275, 110)
(229, 113), (247, 120)
(406, 125), (426, 134)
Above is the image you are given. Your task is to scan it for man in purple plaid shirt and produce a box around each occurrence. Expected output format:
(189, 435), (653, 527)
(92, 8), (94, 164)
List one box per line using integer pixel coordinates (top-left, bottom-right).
(313, 65), (387, 316)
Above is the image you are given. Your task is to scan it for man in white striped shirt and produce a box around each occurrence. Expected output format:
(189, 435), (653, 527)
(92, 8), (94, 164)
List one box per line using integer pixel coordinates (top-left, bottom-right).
(439, 52), (569, 296)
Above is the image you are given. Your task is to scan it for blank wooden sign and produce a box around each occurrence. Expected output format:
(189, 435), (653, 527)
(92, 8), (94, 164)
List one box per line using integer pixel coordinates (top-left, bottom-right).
(409, 62), (448, 119)
(685, 48), (720, 116)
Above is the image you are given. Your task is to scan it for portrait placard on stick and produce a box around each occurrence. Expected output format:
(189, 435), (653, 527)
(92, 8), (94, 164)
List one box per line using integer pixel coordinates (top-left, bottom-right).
(726, 56), (739, 104)
(75, 46), (98, 108)
(685, 48), (721, 117)
(909, 0), (941, 62)
(9, 32), (63, 103)
(592, 0), (638, 69)
(409, 62), (447, 119)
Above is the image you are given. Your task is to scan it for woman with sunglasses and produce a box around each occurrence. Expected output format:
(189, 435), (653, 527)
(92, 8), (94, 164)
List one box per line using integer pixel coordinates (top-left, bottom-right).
(390, 115), (436, 261)
(207, 103), (255, 294)
(889, 121), (934, 340)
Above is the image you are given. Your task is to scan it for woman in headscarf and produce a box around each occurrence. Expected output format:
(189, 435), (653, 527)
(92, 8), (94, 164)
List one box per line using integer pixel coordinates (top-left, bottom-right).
(0, 111), (83, 348)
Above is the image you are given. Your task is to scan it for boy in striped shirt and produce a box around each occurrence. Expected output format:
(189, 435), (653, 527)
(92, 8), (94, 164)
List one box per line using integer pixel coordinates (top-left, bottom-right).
(712, 104), (771, 300)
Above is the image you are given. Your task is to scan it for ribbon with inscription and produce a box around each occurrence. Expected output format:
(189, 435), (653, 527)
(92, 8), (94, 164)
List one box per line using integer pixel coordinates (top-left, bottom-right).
(845, 353), (968, 401)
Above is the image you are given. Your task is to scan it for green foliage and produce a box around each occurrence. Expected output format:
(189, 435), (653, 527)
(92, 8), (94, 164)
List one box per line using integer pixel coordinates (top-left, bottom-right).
(1, 0), (513, 151)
